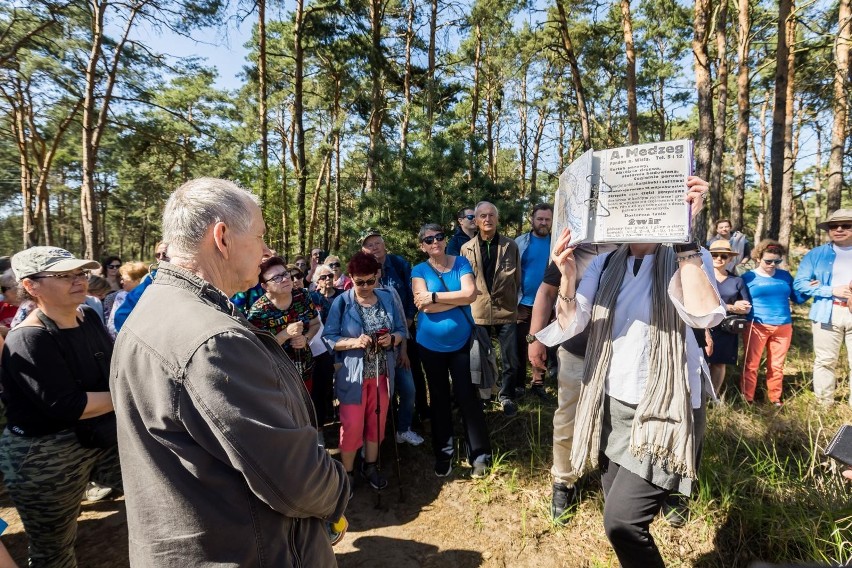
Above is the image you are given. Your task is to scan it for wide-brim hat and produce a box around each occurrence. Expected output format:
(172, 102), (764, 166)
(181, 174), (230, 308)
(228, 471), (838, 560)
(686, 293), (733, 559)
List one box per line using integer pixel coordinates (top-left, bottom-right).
(11, 247), (100, 280)
(817, 209), (852, 231)
(708, 239), (735, 254)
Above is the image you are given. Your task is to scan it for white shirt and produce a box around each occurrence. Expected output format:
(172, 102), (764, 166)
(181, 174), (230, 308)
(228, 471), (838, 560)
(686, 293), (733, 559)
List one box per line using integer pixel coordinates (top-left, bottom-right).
(536, 250), (725, 408)
(831, 245), (852, 299)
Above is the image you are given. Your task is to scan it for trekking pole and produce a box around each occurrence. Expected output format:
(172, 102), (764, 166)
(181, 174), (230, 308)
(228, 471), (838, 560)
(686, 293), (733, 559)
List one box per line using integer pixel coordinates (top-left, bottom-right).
(741, 320), (754, 403)
(386, 384), (405, 502)
(374, 335), (383, 509)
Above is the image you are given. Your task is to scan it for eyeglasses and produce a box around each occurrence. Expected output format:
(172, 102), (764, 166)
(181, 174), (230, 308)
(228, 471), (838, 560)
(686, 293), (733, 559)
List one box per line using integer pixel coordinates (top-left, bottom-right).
(107, 264), (120, 269)
(463, 214), (475, 221)
(828, 223), (852, 231)
(29, 270), (91, 282)
(421, 233), (446, 245)
(263, 273), (289, 284)
(316, 274), (333, 281)
(762, 258), (783, 265)
(711, 253), (730, 260)
(328, 262), (341, 269)
(353, 277), (377, 287)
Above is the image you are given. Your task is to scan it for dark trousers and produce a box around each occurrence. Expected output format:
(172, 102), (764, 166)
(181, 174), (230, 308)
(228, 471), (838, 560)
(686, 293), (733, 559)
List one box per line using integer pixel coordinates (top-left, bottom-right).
(407, 324), (430, 422)
(600, 459), (669, 568)
(311, 352), (334, 427)
(478, 323), (520, 401)
(420, 344), (491, 462)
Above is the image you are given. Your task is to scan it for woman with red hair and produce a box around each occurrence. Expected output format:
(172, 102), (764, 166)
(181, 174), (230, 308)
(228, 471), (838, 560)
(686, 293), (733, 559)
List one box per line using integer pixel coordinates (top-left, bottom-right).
(322, 252), (407, 496)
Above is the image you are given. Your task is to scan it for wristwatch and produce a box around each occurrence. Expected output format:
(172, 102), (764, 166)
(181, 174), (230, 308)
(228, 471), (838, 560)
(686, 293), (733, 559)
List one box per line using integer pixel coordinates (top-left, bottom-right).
(673, 241), (699, 253)
(525, 334), (538, 344)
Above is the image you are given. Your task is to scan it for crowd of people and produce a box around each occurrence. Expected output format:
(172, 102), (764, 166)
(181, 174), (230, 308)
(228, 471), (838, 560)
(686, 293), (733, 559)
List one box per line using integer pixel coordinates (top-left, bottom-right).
(0, 175), (849, 567)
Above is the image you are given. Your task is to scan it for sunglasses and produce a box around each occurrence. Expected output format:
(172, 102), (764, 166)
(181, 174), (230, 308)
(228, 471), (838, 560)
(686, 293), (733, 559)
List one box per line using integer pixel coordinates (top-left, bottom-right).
(154, 253), (167, 260)
(290, 273), (304, 281)
(463, 214), (475, 220)
(711, 253), (730, 260)
(328, 262), (341, 269)
(828, 223), (852, 230)
(264, 273), (290, 284)
(353, 277), (377, 287)
(421, 233), (446, 245)
(762, 258), (783, 265)
(107, 264), (121, 269)
(30, 270), (91, 282)
(316, 274), (333, 281)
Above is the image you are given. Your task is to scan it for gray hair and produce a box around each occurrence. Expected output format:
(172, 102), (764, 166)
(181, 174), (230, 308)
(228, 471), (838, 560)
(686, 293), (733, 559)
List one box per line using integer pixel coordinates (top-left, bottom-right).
(161, 178), (259, 258)
(474, 201), (498, 217)
(418, 223), (444, 241)
(314, 264), (334, 278)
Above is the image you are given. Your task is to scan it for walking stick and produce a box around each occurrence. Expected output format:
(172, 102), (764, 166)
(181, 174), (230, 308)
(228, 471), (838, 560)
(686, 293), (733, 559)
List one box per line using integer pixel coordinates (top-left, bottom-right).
(386, 381), (406, 502)
(374, 333), (383, 509)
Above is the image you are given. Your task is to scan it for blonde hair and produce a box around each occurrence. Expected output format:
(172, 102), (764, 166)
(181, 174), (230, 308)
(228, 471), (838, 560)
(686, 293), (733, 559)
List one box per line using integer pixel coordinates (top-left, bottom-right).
(119, 261), (149, 283)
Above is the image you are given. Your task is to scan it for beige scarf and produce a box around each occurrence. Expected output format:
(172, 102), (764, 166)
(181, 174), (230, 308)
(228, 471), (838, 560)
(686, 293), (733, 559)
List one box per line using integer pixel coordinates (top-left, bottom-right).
(569, 244), (696, 479)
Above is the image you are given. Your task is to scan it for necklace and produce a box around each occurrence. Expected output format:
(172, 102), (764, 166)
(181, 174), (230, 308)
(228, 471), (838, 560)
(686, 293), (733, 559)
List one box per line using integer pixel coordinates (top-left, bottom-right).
(429, 255), (450, 273)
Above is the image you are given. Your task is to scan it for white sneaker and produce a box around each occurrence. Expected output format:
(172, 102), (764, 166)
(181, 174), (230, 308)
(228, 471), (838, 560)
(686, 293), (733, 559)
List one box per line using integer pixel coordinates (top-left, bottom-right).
(395, 429), (424, 446)
(85, 481), (113, 502)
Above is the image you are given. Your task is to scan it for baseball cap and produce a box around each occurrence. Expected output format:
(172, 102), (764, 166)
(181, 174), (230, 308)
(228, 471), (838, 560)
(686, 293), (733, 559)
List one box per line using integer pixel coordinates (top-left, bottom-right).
(11, 247), (101, 280)
(358, 228), (382, 246)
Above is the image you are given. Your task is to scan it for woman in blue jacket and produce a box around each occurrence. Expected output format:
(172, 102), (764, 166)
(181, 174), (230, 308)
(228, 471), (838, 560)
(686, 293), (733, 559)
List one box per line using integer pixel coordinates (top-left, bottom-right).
(323, 252), (407, 495)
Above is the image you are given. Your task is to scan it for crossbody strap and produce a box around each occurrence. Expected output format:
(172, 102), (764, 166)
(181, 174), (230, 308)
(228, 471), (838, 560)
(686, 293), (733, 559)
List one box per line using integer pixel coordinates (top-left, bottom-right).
(426, 260), (477, 329)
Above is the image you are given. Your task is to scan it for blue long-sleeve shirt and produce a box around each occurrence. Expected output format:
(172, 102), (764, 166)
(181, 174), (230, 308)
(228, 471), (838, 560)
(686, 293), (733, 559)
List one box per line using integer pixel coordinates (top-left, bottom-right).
(793, 243), (840, 324)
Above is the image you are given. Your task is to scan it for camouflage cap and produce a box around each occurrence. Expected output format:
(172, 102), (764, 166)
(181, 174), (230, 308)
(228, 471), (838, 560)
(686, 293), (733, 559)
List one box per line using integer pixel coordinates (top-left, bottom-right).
(358, 228), (382, 245)
(11, 247), (100, 280)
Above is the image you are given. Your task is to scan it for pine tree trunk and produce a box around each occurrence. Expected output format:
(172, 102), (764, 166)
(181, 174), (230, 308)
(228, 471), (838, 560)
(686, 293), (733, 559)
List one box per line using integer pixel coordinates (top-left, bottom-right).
(693, 0), (715, 240)
(768, 0), (793, 239)
(518, 70), (528, 199)
(529, 104), (548, 201)
(555, 0), (591, 150)
(621, 0), (638, 144)
(400, 0), (415, 170)
(468, 24), (482, 182)
(778, 12), (797, 249)
(258, 0), (269, 217)
(427, 0), (438, 138)
(731, 0), (751, 231)
(827, 0), (851, 213)
(293, 0), (307, 252)
(365, 0), (384, 192)
(709, 0), (729, 234)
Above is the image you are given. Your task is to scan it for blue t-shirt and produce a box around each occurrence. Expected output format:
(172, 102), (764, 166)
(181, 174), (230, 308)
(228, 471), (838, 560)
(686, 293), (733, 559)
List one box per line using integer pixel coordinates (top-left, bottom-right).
(520, 233), (550, 306)
(412, 256), (474, 352)
(742, 269), (796, 325)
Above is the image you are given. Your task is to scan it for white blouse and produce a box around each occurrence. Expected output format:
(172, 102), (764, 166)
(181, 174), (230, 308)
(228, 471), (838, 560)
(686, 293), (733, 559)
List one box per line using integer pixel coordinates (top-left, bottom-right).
(537, 250), (726, 408)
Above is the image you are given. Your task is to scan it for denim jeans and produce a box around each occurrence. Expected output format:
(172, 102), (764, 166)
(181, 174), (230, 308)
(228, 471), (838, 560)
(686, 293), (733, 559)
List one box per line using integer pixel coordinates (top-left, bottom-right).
(478, 323), (519, 401)
(394, 365), (415, 432)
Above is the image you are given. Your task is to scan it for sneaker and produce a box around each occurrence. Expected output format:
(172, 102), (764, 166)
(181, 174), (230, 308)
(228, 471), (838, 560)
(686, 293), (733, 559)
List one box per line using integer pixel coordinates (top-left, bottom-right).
(435, 455), (453, 477)
(662, 496), (688, 528)
(529, 384), (548, 400)
(361, 462), (388, 491)
(500, 398), (518, 417)
(85, 481), (113, 502)
(771, 400), (783, 408)
(471, 454), (491, 478)
(395, 429), (424, 446)
(551, 483), (578, 526)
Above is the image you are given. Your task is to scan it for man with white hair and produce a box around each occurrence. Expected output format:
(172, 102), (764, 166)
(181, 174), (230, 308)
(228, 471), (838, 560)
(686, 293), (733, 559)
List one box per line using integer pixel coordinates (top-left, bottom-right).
(111, 178), (349, 567)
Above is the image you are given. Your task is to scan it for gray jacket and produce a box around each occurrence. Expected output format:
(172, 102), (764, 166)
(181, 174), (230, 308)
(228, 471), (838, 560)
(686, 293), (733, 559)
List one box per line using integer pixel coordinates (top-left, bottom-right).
(111, 263), (348, 567)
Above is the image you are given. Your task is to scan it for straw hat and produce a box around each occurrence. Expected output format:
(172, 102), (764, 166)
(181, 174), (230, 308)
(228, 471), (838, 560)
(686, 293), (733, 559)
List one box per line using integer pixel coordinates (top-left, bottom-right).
(708, 240), (735, 254)
(816, 209), (852, 231)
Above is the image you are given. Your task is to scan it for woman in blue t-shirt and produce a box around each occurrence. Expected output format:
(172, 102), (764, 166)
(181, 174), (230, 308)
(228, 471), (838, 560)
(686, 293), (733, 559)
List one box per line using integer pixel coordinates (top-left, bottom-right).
(741, 240), (807, 405)
(412, 223), (492, 478)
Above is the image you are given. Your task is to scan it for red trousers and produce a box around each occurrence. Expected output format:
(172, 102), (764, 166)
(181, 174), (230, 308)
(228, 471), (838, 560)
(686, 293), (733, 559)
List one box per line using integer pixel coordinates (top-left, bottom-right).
(740, 322), (792, 403)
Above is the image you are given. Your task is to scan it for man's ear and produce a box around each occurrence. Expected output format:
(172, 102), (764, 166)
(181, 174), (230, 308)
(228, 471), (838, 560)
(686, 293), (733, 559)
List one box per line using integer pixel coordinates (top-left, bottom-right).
(211, 222), (230, 259)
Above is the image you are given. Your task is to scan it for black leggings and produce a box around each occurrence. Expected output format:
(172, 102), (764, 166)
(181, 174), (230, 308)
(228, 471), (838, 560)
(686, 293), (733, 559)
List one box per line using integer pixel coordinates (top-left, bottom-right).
(311, 352), (334, 428)
(419, 344), (491, 462)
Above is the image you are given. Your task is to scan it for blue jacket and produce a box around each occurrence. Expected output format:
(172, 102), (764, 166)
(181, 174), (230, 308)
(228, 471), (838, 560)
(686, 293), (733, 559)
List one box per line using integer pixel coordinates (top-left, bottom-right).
(793, 243), (841, 324)
(380, 254), (416, 321)
(113, 272), (154, 333)
(322, 288), (408, 404)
